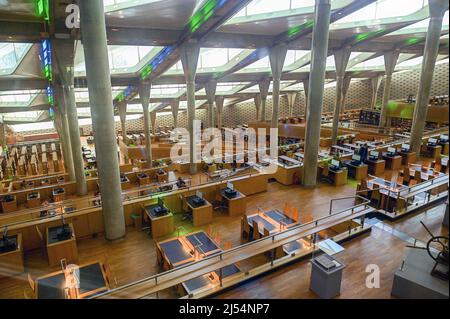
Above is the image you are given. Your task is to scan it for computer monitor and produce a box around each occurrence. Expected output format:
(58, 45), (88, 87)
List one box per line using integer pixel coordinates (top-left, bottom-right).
(352, 154), (361, 162)
(388, 147), (396, 154)
(440, 134), (448, 141)
(227, 182), (234, 191)
(370, 151), (379, 158)
(331, 159), (340, 168)
(429, 138), (437, 144)
(401, 144), (410, 151)
(196, 191), (203, 200)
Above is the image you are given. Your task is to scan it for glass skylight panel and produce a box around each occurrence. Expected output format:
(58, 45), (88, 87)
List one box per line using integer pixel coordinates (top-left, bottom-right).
(151, 85), (185, 96)
(199, 48), (228, 69)
(0, 90), (39, 105)
(11, 121), (55, 133)
(352, 56), (385, 69)
(326, 55), (335, 69)
(243, 56), (270, 70)
(246, 0), (291, 15)
(283, 50), (309, 67)
(337, 0), (425, 24)
(0, 43), (32, 74)
(3, 111), (42, 121)
(291, 0), (316, 9)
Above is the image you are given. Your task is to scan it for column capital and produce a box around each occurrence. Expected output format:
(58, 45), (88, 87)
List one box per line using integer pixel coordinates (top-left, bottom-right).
(383, 51), (400, 76)
(205, 80), (217, 105)
(269, 44), (288, 80)
(180, 42), (200, 83)
(429, 0), (449, 18)
(258, 80), (270, 100)
(138, 81), (151, 108)
(334, 48), (351, 77)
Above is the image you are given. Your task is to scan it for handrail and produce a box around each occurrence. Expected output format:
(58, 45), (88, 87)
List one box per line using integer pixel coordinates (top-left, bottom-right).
(93, 195), (371, 299)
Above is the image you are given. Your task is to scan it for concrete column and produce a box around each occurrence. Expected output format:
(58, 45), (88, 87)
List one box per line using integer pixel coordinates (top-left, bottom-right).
(150, 111), (157, 135)
(341, 75), (352, 112)
(54, 40), (87, 196)
(379, 50), (400, 128)
(302, 77), (310, 117)
(331, 48), (351, 146)
(139, 81), (152, 168)
(180, 42), (200, 174)
(215, 96), (225, 130)
(287, 92), (297, 117)
(53, 89), (75, 181)
(410, 0), (448, 154)
(269, 44), (288, 128)
(0, 123), (6, 150)
(303, 0), (331, 187)
(118, 101), (127, 141)
(79, 0), (126, 240)
(205, 80), (217, 128)
(254, 95), (261, 121)
(171, 100), (180, 128)
(117, 101), (129, 164)
(259, 80), (270, 121)
(370, 75), (382, 109)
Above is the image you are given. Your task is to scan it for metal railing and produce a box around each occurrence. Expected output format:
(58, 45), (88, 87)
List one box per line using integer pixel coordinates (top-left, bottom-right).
(93, 195), (372, 299)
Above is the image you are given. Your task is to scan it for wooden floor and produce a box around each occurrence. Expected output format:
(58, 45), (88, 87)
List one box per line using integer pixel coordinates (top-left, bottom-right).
(0, 170), (447, 299)
(214, 204), (448, 299)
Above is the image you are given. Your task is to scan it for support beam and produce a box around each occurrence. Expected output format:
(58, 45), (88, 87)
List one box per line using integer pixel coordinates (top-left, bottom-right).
(341, 75), (352, 112)
(54, 40), (87, 196)
(259, 80), (270, 122)
(331, 48), (351, 146)
(370, 75), (383, 109)
(118, 101), (128, 141)
(303, 0), (331, 187)
(180, 42), (200, 174)
(53, 86), (75, 181)
(410, 0), (449, 154)
(171, 100), (180, 128)
(215, 96), (225, 130)
(269, 44), (288, 128)
(287, 93), (297, 117)
(139, 81), (153, 168)
(205, 80), (217, 129)
(254, 95), (261, 121)
(0, 123), (6, 150)
(379, 50), (400, 128)
(79, 0), (126, 241)
(150, 111), (157, 135)
(302, 77), (310, 117)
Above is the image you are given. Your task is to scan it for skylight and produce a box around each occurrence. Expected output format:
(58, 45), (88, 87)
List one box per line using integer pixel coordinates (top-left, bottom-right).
(0, 43), (32, 75)
(337, 0), (426, 24)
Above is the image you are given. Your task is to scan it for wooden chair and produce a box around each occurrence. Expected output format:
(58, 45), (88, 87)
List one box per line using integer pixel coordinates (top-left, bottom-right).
(421, 161), (431, 170)
(241, 215), (250, 239)
(370, 185), (382, 208)
(223, 241), (232, 250)
(396, 175), (403, 186)
(434, 163), (442, 173)
(408, 179), (418, 187)
(252, 220), (261, 240)
(263, 228), (270, 238)
(291, 208), (299, 223)
(102, 263), (117, 288)
(27, 273), (35, 293)
(414, 170), (422, 182)
(435, 157), (442, 165)
(403, 167), (411, 185)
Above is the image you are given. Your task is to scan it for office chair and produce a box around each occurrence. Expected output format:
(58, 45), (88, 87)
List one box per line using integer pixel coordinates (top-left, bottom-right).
(320, 165), (334, 185)
(179, 195), (193, 222)
(213, 189), (227, 214)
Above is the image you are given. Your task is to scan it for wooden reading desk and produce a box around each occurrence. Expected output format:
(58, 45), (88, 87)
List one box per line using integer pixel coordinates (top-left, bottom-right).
(46, 223), (78, 267)
(34, 261), (109, 299)
(185, 195), (213, 226)
(220, 188), (247, 216)
(143, 203), (174, 238)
